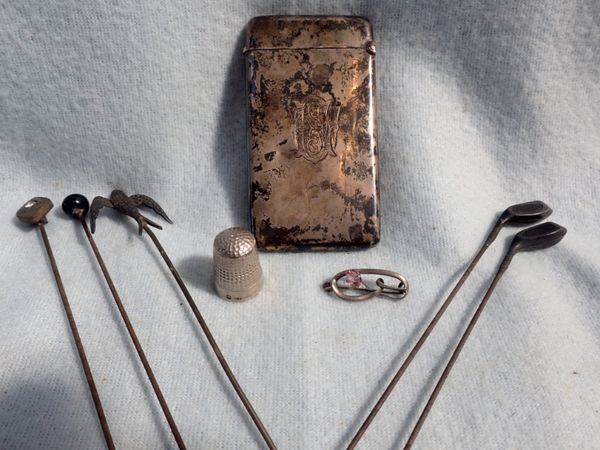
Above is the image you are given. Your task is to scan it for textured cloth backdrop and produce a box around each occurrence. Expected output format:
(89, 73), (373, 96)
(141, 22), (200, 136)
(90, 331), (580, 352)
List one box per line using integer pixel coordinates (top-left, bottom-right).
(1, 1), (599, 449)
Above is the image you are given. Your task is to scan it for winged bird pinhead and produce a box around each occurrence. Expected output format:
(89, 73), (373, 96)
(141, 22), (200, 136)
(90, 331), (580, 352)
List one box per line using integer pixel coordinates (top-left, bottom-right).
(90, 189), (173, 234)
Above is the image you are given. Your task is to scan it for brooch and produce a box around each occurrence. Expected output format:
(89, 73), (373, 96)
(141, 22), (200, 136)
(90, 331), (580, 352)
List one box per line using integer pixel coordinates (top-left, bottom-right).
(323, 268), (409, 301)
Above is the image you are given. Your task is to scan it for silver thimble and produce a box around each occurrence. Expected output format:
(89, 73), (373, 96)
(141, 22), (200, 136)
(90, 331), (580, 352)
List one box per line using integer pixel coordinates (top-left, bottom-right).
(213, 227), (263, 300)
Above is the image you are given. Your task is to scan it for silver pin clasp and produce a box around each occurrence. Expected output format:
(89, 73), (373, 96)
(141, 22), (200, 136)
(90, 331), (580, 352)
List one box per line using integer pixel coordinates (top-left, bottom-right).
(323, 269), (409, 302)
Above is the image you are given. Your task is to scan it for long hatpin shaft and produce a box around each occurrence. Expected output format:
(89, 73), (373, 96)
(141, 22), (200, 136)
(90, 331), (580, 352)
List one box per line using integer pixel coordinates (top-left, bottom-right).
(403, 221), (566, 448)
(144, 225), (277, 450)
(346, 201), (553, 448)
(346, 220), (502, 449)
(38, 222), (116, 450)
(78, 215), (187, 450)
(403, 253), (511, 449)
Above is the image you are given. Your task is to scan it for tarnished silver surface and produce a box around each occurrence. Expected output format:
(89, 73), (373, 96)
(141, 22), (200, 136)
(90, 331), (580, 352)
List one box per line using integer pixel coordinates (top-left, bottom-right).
(213, 227), (263, 300)
(245, 16), (380, 251)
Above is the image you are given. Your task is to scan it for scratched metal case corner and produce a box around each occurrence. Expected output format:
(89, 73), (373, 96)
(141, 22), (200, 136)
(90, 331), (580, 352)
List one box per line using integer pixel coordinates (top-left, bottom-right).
(244, 15), (380, 251)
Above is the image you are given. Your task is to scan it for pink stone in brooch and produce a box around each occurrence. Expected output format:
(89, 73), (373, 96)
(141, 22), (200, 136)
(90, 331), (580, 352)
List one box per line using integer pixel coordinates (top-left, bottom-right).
(345, 270), (363, 288)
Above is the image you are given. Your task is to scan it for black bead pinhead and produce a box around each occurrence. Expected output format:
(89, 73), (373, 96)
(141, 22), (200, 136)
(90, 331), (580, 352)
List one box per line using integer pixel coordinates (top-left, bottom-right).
(499, 200), (552, 225)
(62, 194), (90, 218)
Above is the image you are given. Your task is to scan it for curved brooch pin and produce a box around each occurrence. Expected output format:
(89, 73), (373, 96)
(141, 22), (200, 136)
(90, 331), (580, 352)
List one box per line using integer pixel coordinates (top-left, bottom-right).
(323, 269), (409, 302)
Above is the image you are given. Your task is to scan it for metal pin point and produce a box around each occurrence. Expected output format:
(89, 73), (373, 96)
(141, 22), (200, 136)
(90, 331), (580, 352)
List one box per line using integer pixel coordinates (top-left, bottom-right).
(90, 190), (277, 450)
(404, 222), (567, 449)
(17, 197), (115, 450)
(62, 194), (187, 450)
(346, 201), (553, 449)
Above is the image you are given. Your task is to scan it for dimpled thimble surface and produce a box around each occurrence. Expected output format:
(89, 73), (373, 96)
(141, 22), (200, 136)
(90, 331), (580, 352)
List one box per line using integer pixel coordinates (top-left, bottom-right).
(213, 227), (263, 300)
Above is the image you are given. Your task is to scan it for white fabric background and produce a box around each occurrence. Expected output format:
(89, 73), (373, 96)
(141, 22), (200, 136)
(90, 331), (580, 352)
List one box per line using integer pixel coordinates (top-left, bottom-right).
(1, 1), (599, 449)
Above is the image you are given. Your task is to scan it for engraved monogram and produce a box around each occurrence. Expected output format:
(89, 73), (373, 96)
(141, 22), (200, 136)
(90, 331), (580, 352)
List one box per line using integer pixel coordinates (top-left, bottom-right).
(291, 94), (340, 163)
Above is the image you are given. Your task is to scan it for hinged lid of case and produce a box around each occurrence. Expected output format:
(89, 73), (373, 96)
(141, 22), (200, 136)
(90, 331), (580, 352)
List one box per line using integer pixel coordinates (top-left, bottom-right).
(244, 16), (375, 52)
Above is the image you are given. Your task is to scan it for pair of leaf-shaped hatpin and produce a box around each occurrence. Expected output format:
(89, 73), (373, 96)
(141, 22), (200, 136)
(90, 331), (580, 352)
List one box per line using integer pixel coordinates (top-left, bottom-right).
(347, 201), (566, 449)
